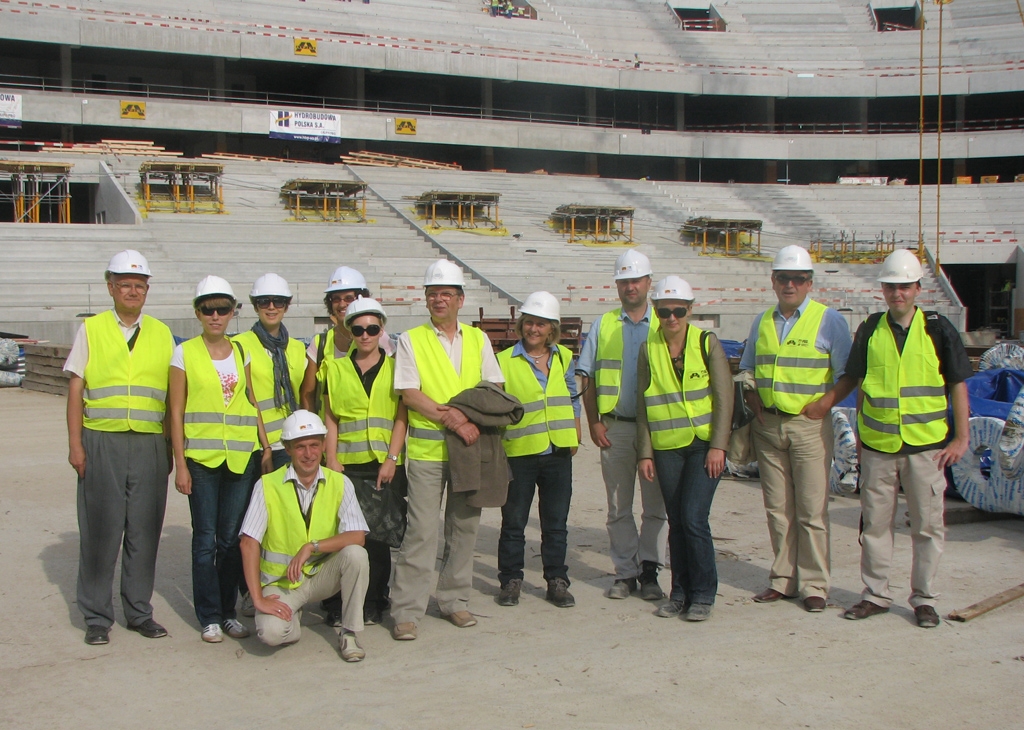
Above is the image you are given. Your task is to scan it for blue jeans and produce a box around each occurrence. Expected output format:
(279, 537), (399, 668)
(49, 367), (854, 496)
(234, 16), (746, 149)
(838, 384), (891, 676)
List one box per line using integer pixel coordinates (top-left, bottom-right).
(652, 440), (720, 605)
(187, 453), (258, 627)
(498, 449), (573, 586)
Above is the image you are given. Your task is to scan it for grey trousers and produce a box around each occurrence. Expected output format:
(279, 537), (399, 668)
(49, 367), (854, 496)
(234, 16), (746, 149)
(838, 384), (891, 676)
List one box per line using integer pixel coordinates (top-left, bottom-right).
(76, 428), (168, 629)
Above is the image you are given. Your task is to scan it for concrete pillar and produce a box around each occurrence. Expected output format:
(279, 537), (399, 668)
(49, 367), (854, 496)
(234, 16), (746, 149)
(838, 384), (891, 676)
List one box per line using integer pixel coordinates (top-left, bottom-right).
(60, 45), (72, 91)
(216, 133), (227, 153)
(765, 160), (778, 184)
(481, 78), (493, 119)
(858, 98), (869, 133)
(585, 153), (599, 176)
(213, 57), (225, 102)
(482, 147), (494, 171)
(674, 158), (687, 181)
(953, 158), (967, 178)
(355, 68), (365, 110)
(765, 97), (775, 131)
(955, 95), (965, 132)
(675, 95), (685, 131)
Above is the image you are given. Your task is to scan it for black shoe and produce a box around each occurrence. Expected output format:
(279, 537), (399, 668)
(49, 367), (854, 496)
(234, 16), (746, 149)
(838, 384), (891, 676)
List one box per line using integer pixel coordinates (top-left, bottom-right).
(363, 605), (384, 626)
(546, 578), (575, 608)
(325, 609), (344, 628)
(497, 578), (522, 607)
(84, 625), (109, 645)
(638, 561), (665, 601)
(127, 618), (168, 639)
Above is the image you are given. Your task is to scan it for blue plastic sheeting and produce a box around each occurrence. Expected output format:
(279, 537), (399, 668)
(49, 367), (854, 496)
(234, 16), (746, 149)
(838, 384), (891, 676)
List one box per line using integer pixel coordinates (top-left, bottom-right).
(719, 339), (744, 360)
(965, 368), (1024, 420)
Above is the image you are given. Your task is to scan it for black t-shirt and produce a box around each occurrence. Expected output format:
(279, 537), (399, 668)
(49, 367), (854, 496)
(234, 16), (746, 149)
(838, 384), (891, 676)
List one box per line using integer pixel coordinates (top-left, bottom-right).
(349, 348), (387, 397)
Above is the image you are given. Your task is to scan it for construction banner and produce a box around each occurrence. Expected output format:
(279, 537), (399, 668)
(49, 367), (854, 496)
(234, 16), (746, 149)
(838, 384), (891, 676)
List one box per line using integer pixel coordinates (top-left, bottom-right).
(294, 38), (318, 56)
(120, 101), (147, 120)
(395, 118), (417, 135)
(269, 109), (342, 144)
(0, 93), (22, 128)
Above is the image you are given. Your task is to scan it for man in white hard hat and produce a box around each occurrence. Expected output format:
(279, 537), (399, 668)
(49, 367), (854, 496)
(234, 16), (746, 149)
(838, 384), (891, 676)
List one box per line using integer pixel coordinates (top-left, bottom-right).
(239, 410), (370, 661)
(578, 249), (668, 601)
(63, 250), (176, 645)
(841, 249), (970, 628)
(738, 245), (854, 612)
(389, 259), (505, 640)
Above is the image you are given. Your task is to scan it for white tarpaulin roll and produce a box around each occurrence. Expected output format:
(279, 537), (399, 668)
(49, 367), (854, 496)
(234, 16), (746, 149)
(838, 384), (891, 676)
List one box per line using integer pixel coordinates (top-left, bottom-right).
(997, 384), (1024, 480)
(978, 343), (1024, 371)
(830, 407), (859, 495)
(952, 416), (1024, 516)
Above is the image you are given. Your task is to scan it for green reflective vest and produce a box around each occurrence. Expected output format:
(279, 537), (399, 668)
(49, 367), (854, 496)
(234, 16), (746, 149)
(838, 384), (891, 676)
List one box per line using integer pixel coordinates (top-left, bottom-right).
(644, 324), (713, 449)
(406, 323), (486, 461)
(325, 349), (402, 465)
(232, 331), (305, 447)
(859, 308), (949, 452)
(497, 344), (578, 457)
(311, 328), (342, 420)
(754, 299), (832, 413)
(82, 310), (172, 434)
(182, 337), (259, 473)
(594, 308), (660, 414)
(259, 466), (345, 590)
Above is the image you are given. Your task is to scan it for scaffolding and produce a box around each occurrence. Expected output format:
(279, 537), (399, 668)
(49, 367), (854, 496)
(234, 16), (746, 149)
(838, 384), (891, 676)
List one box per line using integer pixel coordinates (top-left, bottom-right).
(681, 217), (762, 257)
(0, 161), (72, 223)
(808, 232), (899, 264)
(552, 204), (635, 244)
(415, 191), (501, 230)
(139, 162), (225, 213)
(281, 179), (367, 222)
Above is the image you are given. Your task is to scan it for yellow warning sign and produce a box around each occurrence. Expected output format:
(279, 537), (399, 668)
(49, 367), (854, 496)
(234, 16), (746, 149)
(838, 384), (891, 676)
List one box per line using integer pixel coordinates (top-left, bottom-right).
(294, 38), (318, 56)
(120, 101), (147, 120)
(395, 118), (417, 135)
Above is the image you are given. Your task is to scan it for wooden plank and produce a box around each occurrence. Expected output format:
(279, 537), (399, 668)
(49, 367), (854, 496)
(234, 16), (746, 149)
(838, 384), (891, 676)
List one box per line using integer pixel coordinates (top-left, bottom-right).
(948, 582), (1024, 622)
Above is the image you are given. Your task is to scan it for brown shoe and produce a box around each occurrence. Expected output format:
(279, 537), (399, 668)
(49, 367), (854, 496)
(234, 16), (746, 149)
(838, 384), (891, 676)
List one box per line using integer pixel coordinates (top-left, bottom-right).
(752, 588), (791, 603)
(442, 610), (477, 628)
(843, 600), (889, 620)
(914, 605), (940, 629)
(803, 596), (826, 612)
(391, 622), (418, 641)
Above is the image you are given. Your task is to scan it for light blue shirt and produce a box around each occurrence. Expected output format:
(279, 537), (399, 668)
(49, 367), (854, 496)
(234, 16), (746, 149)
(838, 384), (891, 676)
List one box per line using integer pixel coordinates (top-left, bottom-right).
(509, 341), (581, 455)
(738, 297), (851, 380)
(577, 305), (653, 419)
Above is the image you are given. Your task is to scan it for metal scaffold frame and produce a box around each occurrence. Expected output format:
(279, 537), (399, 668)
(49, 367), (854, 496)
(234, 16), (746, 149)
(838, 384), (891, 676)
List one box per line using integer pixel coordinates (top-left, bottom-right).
(414, 191), (502, 230)
(552, 204), (634, 244)
(681, 217), (762, 257)
(139, 162), (225, 213)
(281, 179), (368, 222)
(0, 161), (73, 223)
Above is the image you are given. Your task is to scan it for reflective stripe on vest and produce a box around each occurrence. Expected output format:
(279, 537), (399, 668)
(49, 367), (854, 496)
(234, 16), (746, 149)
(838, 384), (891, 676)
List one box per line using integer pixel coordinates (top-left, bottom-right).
(232, 331), (305, 447)
(594, 308), (660, 414)
(753, 299), (833, 413)
(82, 311), (173, 433)
(497, 344), (578, 457)
(858, 308), (949, 452)
(259, 466), (345, 590)
(644, 324), (713, 449)
(182, 337), (259, 473)
(325, 350), (402, 465)
(406, 323), (486, 461)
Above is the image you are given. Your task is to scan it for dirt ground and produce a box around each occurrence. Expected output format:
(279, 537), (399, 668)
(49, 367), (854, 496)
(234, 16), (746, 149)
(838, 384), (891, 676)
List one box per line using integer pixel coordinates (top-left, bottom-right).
(2, 387), (1022, 730)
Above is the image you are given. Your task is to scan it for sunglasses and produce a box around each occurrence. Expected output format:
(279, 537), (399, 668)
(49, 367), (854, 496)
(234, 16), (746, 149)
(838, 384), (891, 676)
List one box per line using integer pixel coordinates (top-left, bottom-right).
(255, 296), (290, 310)
(199, 305), (233, 317)
(657, 307), (689, 320)
(774, 274), (812, 285)
(349, 324), (382, 337)
(329, 293), (359, 305)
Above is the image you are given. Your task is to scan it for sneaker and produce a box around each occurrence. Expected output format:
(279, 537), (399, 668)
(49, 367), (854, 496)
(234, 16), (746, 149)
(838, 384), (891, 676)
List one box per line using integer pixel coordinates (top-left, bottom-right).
(201, 624), (223, 643)
(363, 605), (384, 626)
(654, 599), (687, 618)
(222, 618), (250, 639)
(497, 578), (522, 607)
(240, 593), (256, 618)
(324, 609), (344, 628)
(391, 622), (418, 641)
(545, 578), (575, 608)
(84, 625), (110, 645)
(638, 562), (665, 601)
(915, 605), (940, 629)
(442, 611), (477, 628)
(606, 578), (636, 599)
(684, 603), (713, 622)
(339, 631), (365, 662)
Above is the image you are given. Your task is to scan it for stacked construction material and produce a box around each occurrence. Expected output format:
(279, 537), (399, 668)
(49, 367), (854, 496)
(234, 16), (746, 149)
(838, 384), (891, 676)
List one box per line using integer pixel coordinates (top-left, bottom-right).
(341, 151), (461, 170)
(38, 140), (183, 157)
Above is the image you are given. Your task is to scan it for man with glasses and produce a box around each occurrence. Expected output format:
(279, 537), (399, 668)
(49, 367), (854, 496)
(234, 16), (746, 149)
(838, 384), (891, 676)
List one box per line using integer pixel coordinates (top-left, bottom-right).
(64, 250), (176, 645)
(388, 259), (504, 640)
(578, 250), (668, 601)
(739, 245), (853, 612)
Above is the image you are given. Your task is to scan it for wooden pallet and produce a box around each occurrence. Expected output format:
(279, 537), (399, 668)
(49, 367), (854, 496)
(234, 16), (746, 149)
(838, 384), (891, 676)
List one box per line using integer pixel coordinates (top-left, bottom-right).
(341, 151), (462, 171)
(22, 344), (71, 397)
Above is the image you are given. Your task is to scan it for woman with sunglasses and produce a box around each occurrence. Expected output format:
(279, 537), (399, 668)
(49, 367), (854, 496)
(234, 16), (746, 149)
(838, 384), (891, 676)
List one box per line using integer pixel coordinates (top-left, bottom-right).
(168, 276), (270, 643)
(636, 276), (733, 622)
(322, 297), (407, 626)
(494, 291), (581, 609)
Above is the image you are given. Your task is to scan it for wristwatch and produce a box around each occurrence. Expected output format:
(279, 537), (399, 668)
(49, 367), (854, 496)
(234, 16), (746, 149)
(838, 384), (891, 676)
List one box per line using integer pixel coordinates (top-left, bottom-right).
(386, 454), (399, 462)
(311, 540), (320, 554)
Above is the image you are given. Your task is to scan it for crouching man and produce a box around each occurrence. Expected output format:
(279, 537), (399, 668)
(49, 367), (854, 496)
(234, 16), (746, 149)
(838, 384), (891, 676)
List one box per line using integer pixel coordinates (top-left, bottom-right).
(240, 410), (370, 661)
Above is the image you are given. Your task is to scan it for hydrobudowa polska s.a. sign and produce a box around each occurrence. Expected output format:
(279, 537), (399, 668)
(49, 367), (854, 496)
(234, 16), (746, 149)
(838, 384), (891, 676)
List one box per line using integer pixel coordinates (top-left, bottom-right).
(269, 109), (341, 144)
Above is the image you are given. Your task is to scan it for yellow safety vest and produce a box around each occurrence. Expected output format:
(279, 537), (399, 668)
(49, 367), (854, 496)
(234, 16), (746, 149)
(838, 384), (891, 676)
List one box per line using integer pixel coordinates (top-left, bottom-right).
(859, 308), (949, 452)
(259, 466), (346, 590)
(325, 348), (402, 465)
(311, 328), (342, 420)
(497, 344), (578, 457)
(644, 324), (714, 450)
(232, 331), (305, 447)
(82, 310), (173, 434)
(594, 308), (660, 414)
(754, 299), (832, 413)
(182, 337), (259, 473)
(406, 323), (486, 461)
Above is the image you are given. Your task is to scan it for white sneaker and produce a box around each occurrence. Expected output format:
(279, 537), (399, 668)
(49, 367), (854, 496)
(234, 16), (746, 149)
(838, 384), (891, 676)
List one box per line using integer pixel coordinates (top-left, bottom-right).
(339, 631), (365, 662)
(222, 618), (250, 639)
(240, 593), (256, 618)
(201, 624), (223, 643)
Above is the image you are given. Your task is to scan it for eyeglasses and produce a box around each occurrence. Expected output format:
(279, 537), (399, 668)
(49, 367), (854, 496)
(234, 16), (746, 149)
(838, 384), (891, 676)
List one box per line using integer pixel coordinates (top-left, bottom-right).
(426, 290), (459, 301)
(774, 274), (812, 286)
(255, 296), (290, 310)
(199, 305), (233, 317)
(113, 282), (148, 293)
(657, 307), (688, 320)
(328, 293), (359, 305)
(349, 324), (382, 337)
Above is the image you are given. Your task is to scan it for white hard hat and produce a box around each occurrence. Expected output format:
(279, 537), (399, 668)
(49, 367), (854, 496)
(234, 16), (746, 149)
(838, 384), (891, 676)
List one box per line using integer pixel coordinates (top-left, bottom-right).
(280, 410), (328, 442)
(106, 249), (152, 278)
(194, 275), (236, 305)
(518, 291), (561, 321)
(651, 275), (695, 302)
(772, 245), (814, 271)
(613, 250), (652, 280)
(878, 249), (925, 284)
(423, 259), (465, 288)
(344, 296), (388, 327)
(324, 266), (368, 294)
(250, 273), (292, 300)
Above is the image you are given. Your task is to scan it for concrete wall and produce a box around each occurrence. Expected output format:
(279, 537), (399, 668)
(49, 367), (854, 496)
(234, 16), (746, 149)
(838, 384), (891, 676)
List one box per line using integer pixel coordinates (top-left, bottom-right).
(95, 161), (142, 224)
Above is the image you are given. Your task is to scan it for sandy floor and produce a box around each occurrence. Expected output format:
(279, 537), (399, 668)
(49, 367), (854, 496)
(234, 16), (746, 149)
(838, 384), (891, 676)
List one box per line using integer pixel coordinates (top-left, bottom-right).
(2, 387), (1022, 730)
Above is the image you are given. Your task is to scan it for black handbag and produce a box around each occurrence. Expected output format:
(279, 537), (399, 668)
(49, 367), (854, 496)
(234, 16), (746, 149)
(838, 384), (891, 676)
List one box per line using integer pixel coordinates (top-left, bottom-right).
(347, 467), (408, 550)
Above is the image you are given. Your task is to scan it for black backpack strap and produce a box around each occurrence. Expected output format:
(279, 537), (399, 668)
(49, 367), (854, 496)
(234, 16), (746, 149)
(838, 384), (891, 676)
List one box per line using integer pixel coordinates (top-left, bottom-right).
(699, 329), (710, 370)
